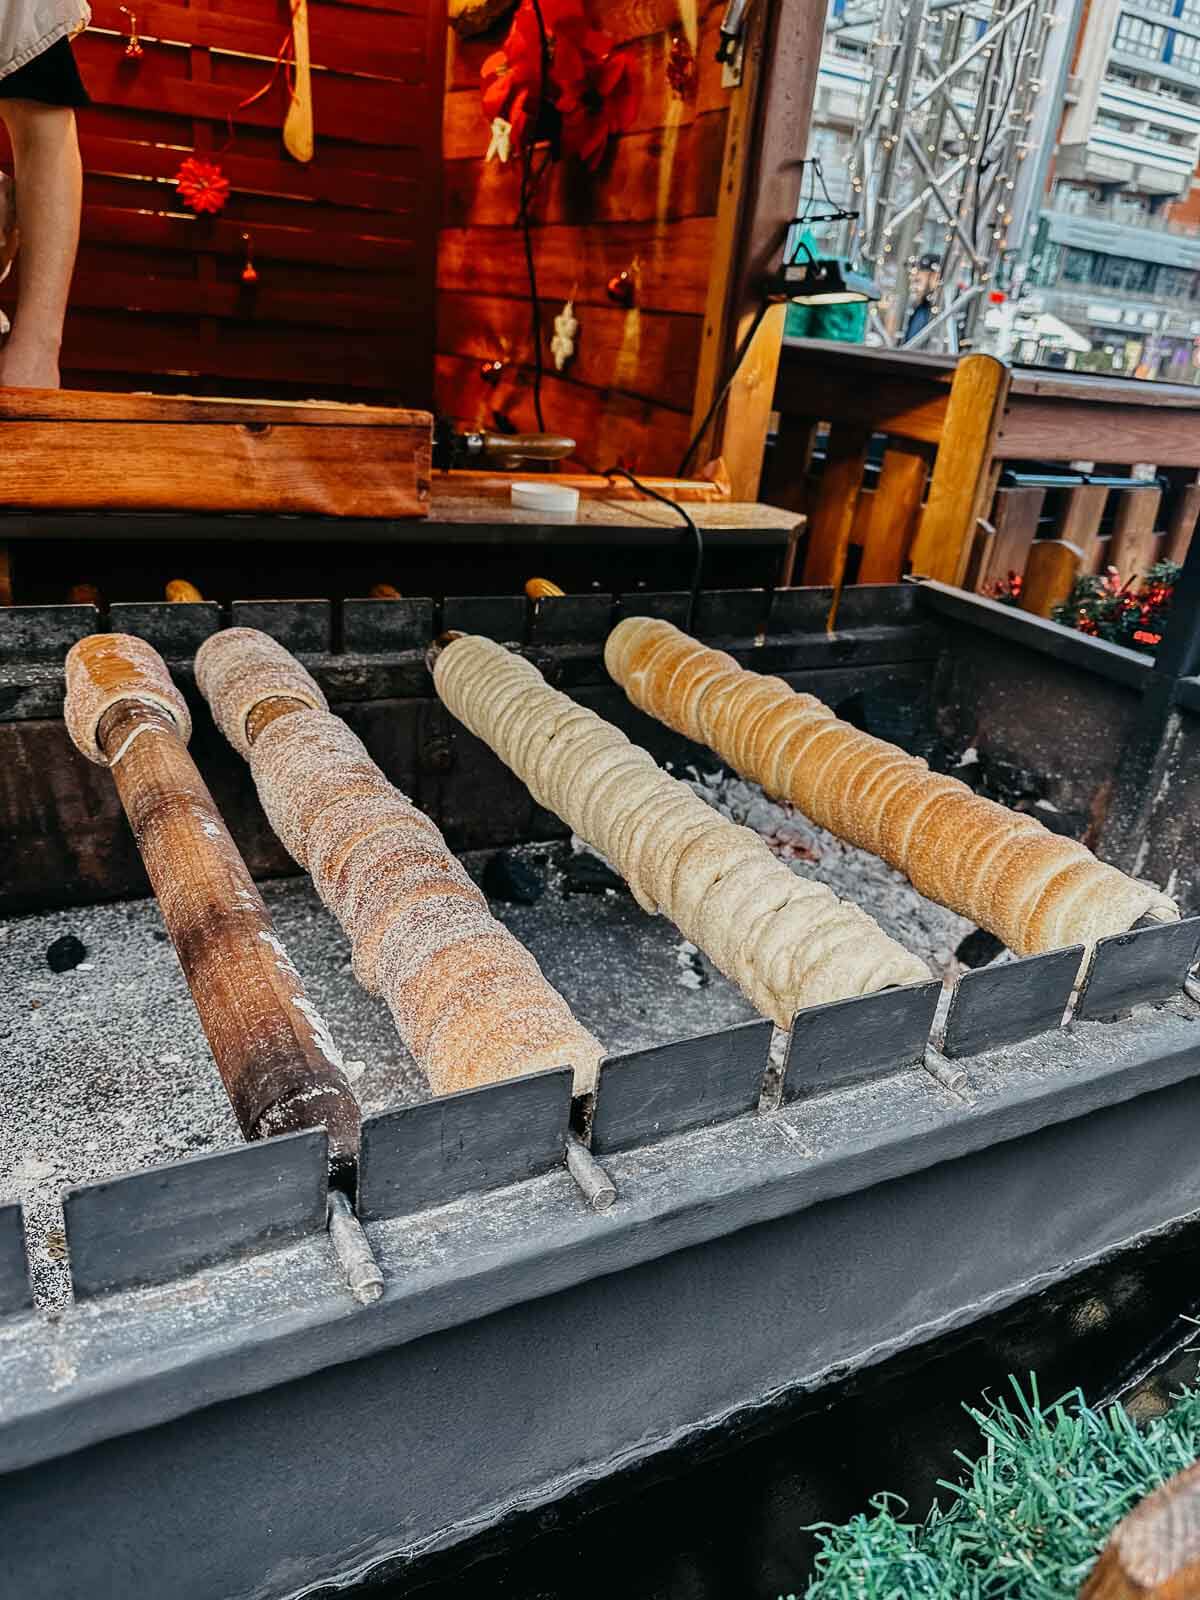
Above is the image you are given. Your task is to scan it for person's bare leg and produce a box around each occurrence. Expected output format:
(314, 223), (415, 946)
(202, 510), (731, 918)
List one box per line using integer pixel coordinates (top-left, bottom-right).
(0, 99), (81, 388)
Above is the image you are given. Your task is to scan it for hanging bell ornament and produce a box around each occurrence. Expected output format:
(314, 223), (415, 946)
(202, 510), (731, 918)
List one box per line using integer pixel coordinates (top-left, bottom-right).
(118, 6), (144, 58)
(479, 358), (505, 384)
(240, 232), (258, 284)
(606, 269), (634, 307)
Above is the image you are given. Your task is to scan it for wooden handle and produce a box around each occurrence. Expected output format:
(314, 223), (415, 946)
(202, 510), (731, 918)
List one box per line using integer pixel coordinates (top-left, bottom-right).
(64, 635), (360, 1183)
(525, 577), (565, 599)
(283, 0), (314, 163)
(166, 578), (204, 603)
(1080, 1460), (1200, 1598)
(369, 582), (403, 599)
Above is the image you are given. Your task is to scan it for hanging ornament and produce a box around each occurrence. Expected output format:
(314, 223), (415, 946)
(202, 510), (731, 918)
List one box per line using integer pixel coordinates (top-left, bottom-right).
(118, 6), (143, 59)
(606, 269), (634, 307)
(666, 30), (696, 98)
(486, 117), (513, 164)
(175, 157), (230, 215)
(550, 299), (578, 371)
(479, 358), (505, 384)
(240, 232), (258, 284)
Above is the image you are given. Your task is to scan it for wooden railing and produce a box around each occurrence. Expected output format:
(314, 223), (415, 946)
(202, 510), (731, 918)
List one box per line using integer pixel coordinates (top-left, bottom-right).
(768, 341), (1200, 616)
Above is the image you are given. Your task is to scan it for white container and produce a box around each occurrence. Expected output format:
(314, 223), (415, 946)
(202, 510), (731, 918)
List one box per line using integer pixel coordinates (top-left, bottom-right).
(510, 480), (581, 517)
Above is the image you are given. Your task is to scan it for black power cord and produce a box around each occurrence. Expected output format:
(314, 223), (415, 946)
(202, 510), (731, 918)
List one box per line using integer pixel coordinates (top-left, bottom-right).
(597, 465), (705, 634)
(675, 299), (770, 480)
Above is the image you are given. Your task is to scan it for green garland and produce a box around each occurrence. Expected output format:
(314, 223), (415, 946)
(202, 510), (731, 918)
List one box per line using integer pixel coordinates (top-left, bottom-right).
(1051, 560), (1180, 656)
(797, 1373), (1200, 1599)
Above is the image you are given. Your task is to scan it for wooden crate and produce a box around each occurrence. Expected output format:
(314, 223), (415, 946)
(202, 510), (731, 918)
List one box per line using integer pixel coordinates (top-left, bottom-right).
(0, 389), (432, 517)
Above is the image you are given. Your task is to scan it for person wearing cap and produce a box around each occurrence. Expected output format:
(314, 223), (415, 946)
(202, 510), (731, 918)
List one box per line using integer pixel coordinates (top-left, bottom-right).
(904, 253), (941, 344)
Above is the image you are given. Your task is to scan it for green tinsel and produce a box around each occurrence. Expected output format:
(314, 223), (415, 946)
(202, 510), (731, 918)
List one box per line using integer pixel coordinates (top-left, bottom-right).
(1050, 560), (1180, 656)
(797, 1372), (1200, 1599)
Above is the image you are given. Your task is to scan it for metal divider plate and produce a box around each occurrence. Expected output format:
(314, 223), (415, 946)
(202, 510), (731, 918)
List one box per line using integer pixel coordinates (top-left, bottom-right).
(942, 947), (1083, 1058)
(837, 584), (918, 627)
(108, 601), (222, 657)
(784, 980), (942, 1100)
(0, 604), (96, 662)
(0, 1205), (31, 1317)
(528, 594), (614, 645)
(692, 589), (769, 640)
(442, 595), (527, 643)
(590, 1019), (773, 1157)
(767, 588), (834, 635)
(342, 598), (434, 654)
(229, 600), (332, 653)
(1075, 916), (1200, 1021)
(64, 1130), (329, 1299)
(615, 592), (691, 626)
(357, 1068), (573, 1223)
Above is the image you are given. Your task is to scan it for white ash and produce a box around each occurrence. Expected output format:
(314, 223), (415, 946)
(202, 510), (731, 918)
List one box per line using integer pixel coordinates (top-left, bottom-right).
(680, 766), (978, 981)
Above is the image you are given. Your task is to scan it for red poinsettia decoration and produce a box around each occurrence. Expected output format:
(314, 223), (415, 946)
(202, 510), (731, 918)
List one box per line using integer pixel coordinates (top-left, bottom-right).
(481, 0), (638, 170)
(175, 157), (231, 215)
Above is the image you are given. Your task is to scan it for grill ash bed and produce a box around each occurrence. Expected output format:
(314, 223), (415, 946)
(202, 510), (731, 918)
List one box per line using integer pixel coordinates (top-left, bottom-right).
(2, 577), (1200, 1600)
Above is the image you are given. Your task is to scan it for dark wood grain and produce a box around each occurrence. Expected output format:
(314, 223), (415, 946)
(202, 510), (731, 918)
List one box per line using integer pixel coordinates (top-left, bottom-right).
(64, 1129), (328, 1298)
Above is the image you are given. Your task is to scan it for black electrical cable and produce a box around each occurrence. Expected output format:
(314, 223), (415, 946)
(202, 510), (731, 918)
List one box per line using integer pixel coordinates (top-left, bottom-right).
(597, 465), (705, 635)
(675, 298), (771, 479)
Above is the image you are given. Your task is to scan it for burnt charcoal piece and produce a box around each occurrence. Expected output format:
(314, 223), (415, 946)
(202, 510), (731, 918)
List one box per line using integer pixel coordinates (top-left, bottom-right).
(1016, 800), (1087, 839)
(956, 928), (1006, 969)
(482, 851), (545, 905)
(563, 852), (625, 895)
(979, 755), (1047, 806)
(46, 934), (87, 973)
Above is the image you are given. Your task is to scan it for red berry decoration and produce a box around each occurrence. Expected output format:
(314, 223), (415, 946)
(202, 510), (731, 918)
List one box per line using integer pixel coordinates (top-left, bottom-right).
(606, 269), (634, 306)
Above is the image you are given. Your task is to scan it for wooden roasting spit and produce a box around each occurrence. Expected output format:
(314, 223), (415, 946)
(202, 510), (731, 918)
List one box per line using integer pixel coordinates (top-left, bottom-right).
(63, 633), (362, 1185)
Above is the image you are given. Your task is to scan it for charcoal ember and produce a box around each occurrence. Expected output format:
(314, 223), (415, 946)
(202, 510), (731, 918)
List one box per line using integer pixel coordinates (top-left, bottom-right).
(46, 934), (87, 973)
(482, 850), (545, 904)
(956, 928), (1006, 968)
(563, 852), (625, 895)
(979, 755), (1047, 806)
(1016, 801), (1086, 838)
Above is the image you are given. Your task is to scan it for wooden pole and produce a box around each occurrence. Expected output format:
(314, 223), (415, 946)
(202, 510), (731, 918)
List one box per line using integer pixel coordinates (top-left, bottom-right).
(1080, 1460), (1200, 1598)
(64, 635), (360, 1185)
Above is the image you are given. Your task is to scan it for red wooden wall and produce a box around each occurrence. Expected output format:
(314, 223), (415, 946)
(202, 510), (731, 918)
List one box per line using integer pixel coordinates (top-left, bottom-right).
(436, 0), (733, 475)
(1, 0), (443, 402)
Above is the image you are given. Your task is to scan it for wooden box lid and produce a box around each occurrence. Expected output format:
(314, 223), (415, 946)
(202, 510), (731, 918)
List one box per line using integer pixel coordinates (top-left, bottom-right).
(0, 389), (432, 519)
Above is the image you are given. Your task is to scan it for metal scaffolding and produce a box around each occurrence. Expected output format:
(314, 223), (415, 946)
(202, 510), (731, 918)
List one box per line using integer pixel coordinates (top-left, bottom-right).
(838, 0), (1070, 350)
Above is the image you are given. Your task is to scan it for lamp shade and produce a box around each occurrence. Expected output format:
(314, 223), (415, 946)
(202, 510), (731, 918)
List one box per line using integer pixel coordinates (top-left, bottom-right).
(769, 255), (881, 307)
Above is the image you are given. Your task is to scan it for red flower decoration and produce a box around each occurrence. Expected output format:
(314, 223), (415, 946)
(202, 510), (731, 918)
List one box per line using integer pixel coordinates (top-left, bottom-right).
(175, 157), (231, 215)
(481, 0), (639, 169)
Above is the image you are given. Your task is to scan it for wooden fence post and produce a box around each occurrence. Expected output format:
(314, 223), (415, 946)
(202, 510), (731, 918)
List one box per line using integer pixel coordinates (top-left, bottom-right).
(909, 353), (1009, 585)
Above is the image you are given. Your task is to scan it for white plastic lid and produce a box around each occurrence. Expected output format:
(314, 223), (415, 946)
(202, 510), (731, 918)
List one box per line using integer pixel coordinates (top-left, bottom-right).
(510, 480), (581, 516)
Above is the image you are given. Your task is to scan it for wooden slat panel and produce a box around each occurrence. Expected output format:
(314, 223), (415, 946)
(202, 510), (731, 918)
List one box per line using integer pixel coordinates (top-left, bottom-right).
(996, 398), (1200, 467)
(1108, 488), (1163, 584)
(437, 292), (702, 411)
(1020, 538), (1083, 619)
(444, 113), (727, 230)
(78, 203), (418, 272)
(858, 445), (928, 584)
(0, 419), (429, 513)
(977, 486), (1045, 594)
(774, 364), (950, 443)
(437, 218), (714, 316)
(911, 354), (1009, 585)
(801, 423), (871, 587)
(1166, 482), (1200, 565)
(435, 353), (691, 472)
(75, 35), (430, 146)
(1057, 483), (1109, 575)
(88, 0), (428, 77)
(58, 270), (420, 331)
